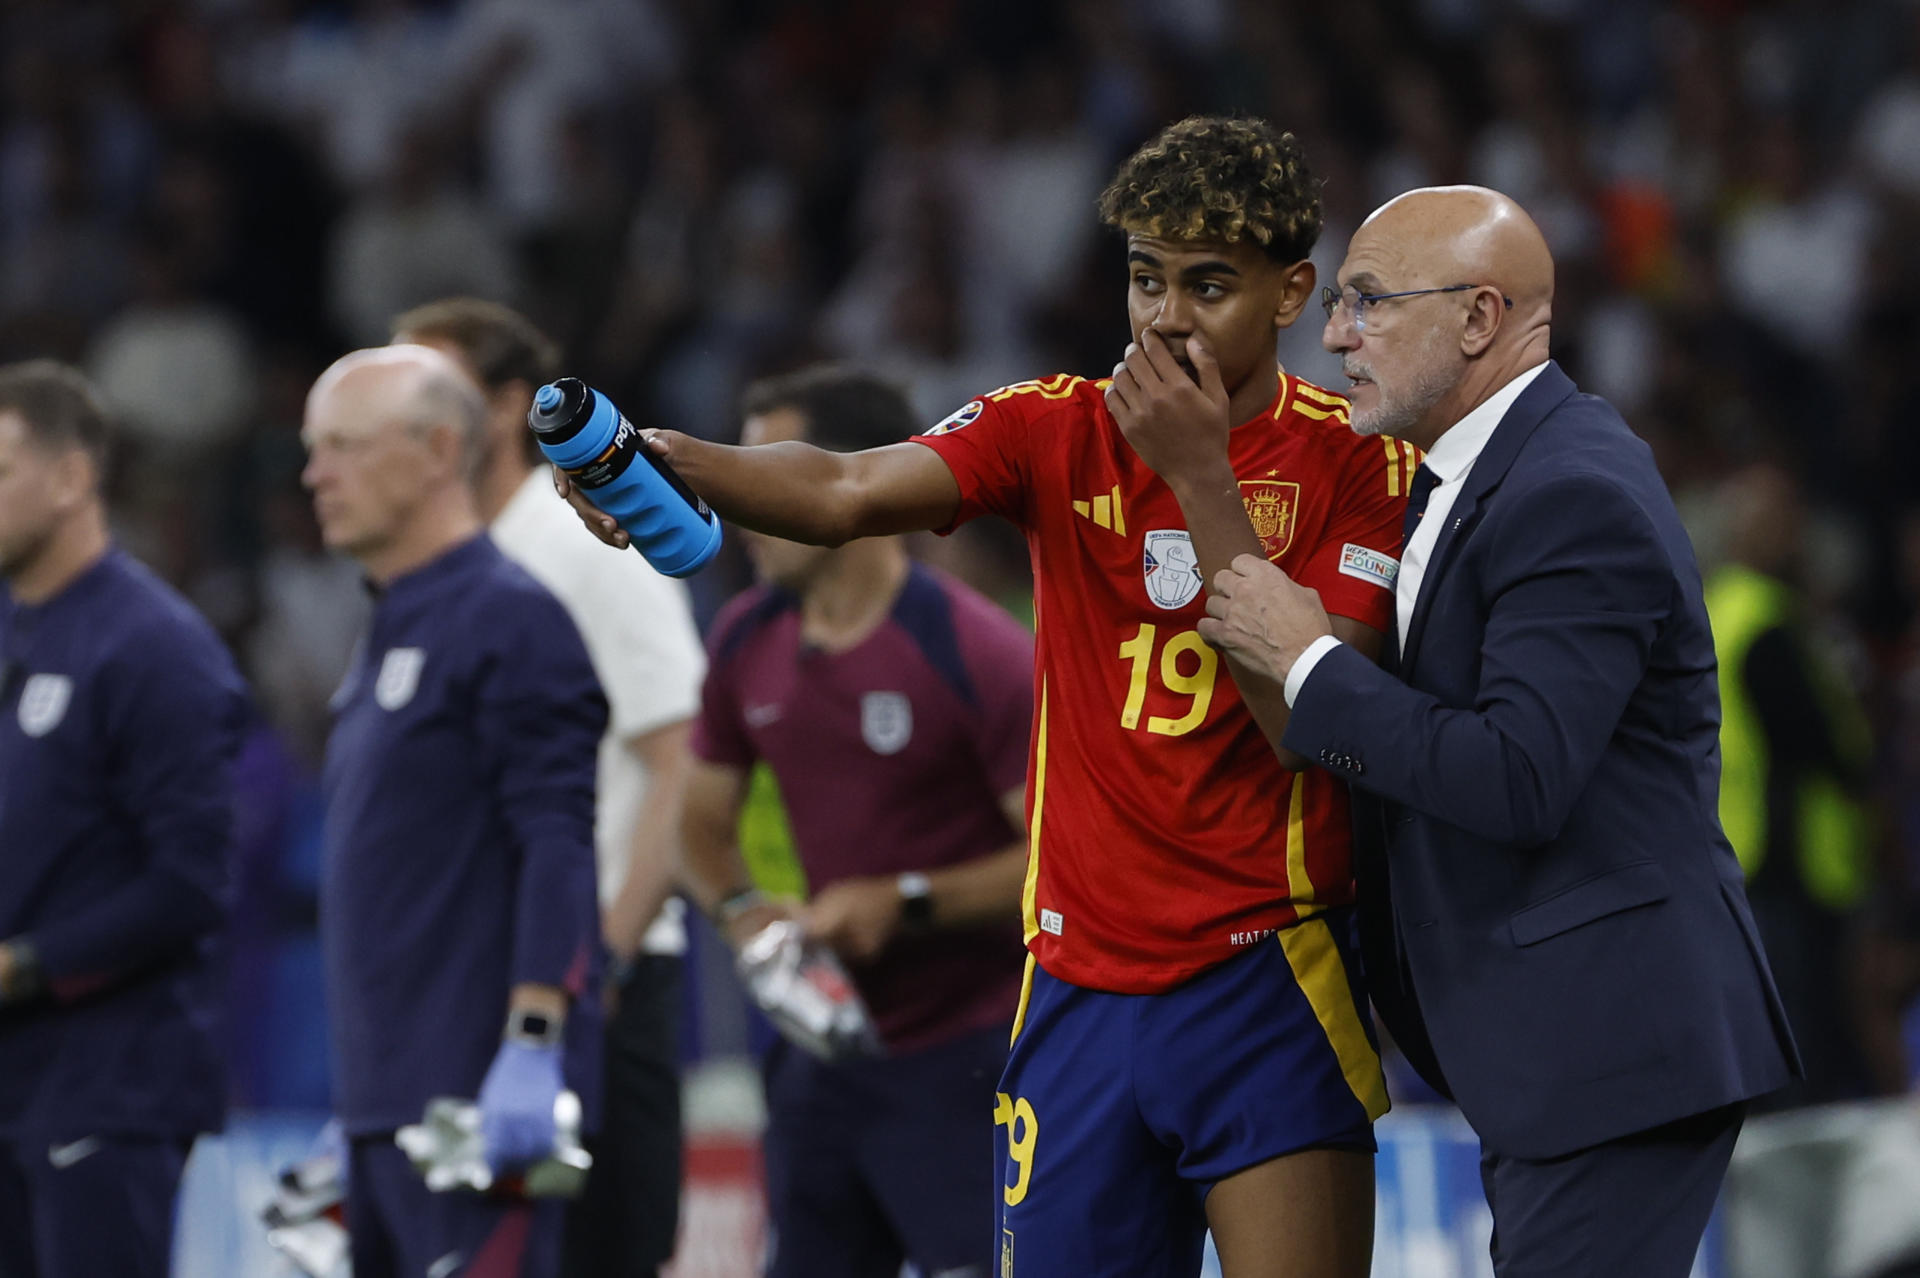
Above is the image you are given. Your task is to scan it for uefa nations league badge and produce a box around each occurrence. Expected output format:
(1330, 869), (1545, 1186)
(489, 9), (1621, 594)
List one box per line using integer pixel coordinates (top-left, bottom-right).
(1142, 530), (1203, 610)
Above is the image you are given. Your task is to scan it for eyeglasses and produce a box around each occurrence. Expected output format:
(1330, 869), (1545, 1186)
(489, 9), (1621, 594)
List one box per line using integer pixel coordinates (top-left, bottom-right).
(1321, 284), (1512, 333)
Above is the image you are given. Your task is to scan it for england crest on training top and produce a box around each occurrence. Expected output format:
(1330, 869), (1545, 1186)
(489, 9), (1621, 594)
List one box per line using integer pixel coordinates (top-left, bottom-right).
(861, 690), (913, 755)
(16, 674), (72, 738)
(375, 648), (425, 711)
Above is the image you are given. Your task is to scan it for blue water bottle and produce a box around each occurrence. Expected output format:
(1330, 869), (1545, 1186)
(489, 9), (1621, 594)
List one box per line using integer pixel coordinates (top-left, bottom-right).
(529, 378), (723, 577)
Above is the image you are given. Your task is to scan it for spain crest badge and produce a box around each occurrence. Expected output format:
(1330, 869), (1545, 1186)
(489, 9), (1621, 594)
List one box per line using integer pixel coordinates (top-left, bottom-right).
(1239, 479), (1300, 558)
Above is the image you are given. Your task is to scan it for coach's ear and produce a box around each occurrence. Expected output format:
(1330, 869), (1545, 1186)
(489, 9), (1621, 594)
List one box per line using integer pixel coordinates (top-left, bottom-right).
(1460, 286), (1505, 357)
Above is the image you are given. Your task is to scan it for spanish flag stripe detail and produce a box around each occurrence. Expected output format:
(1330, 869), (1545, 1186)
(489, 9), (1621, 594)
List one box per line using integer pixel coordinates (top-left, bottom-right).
(1291, 400), (1349, 422)
(1383, 436), (1401, 497)
(1020, 682), (1048, 944)
(1277, 918), (1391, 1121)
(1009, 953), (1036, 1047)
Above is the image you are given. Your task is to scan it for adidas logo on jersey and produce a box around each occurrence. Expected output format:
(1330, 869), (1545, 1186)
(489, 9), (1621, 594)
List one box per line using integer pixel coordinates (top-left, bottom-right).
(1072, 486), (1126, 535)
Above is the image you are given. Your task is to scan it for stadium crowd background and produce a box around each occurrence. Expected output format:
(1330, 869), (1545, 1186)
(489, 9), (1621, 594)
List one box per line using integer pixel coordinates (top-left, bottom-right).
(4, 0), (1919, 1225)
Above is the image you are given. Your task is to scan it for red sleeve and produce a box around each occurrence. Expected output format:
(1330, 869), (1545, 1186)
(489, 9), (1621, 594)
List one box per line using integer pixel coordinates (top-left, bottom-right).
(1294, 435), (1419, 632)
(952, 591), (1036, 799)
(910, 387), (1036, 532)
(690, 605), (757, 769)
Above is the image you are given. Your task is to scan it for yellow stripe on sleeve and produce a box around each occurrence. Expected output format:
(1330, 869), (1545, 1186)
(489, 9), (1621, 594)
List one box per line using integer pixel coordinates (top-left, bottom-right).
(1009, 953), (1036, 1047)
(988, 374), (1084, 403)
(1292, 382), (1349, 408)
(1278, 918), (1391, 1121)
(1383, 436), (1401, 497)
(1020, 682), (1048, 944)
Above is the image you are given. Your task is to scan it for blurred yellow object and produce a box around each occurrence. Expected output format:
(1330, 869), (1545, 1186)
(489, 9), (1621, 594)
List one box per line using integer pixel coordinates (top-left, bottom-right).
(738, 763), (807, 901)
(1707, 564), (1872, 911)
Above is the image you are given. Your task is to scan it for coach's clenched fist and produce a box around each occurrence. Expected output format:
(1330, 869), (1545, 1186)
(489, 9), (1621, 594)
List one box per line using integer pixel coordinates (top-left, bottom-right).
(1198, 553), (1332, 683)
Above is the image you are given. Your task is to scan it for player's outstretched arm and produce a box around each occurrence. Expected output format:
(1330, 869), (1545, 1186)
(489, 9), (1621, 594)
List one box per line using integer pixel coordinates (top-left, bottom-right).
(559, 434), (962, 549)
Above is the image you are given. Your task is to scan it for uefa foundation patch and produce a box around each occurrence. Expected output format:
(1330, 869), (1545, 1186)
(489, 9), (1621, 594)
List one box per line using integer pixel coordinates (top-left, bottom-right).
(1338, 543), (1399, 590)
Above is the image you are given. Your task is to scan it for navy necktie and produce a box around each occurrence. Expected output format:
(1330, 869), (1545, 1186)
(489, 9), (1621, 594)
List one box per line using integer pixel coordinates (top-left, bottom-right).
(1400, 463), (1439, 555)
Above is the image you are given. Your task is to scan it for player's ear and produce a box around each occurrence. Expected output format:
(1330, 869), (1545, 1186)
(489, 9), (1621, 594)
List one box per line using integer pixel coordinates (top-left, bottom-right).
(1272, 258), (1316, 329)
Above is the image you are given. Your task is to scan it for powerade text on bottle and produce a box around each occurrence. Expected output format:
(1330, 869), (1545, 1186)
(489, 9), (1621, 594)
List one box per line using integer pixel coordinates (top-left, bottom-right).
(528, 378), (722, 578)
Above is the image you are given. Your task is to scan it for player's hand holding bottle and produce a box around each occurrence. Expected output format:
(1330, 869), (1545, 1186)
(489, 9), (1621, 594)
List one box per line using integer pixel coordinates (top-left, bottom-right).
(531, 379), (721, 575)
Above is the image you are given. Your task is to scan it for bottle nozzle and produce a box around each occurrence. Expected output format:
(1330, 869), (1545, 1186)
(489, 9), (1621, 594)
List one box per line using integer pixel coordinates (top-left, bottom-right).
(535, 384), (563, 413)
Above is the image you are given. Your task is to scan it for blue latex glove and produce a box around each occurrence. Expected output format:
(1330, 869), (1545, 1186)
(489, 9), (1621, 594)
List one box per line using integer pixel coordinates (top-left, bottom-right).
(476, 1039), (563, 1174)
(313, 1117), (346, 1178)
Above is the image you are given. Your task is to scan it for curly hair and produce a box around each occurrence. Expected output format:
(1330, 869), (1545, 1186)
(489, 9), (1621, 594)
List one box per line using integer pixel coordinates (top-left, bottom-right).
(1097, 116), (1321, 264)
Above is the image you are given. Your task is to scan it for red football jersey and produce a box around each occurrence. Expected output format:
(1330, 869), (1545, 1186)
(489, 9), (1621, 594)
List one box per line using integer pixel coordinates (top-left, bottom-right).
(914, 372), (1416, 994)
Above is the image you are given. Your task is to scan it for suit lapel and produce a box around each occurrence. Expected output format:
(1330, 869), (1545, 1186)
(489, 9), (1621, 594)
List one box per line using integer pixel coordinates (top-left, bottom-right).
(1399, 363), (1577, 677)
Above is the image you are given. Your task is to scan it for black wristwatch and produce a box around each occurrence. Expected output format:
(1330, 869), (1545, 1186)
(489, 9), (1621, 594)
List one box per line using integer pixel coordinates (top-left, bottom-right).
(897, 871), (934, 930)
(505, 1008), (563, 1048)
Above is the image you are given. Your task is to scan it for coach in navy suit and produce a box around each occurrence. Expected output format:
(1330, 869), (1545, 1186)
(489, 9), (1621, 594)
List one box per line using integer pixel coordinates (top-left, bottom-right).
(1199, 187), (1800, 1277)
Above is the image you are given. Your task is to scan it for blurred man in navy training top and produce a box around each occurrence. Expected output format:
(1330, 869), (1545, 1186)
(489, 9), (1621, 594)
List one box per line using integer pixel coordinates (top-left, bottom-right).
(682, 367), (1033, 1278)
(393, 297), (706, 1278)
(0, 360), (246, 1278)
(304, 344), (605, 1278)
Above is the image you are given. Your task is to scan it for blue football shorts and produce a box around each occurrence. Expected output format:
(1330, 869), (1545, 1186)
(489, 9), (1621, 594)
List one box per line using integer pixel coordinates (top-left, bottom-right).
(992, 907), (1387, 1277)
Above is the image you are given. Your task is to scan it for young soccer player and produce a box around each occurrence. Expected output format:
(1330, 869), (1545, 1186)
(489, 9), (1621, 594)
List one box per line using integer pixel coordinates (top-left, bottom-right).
(563, 116), (1413, 1277)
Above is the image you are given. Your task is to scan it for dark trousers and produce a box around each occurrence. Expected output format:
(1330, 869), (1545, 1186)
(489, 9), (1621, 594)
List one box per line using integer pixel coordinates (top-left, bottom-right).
(349, 1138), (565, 1278)
(1479, 1102), (1745, 1278)
(0, 1135), (187, 1278)
(562, 954), (683, 1278)
(762, 1022), (1008, 1278)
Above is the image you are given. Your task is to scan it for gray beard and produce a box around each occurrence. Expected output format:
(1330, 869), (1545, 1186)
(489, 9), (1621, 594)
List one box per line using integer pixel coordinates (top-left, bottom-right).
(1350, 362), (1454, 441)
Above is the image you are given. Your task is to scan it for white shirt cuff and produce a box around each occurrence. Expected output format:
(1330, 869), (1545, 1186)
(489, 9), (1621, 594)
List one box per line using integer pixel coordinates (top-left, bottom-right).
(1283, 635), (1345, 707)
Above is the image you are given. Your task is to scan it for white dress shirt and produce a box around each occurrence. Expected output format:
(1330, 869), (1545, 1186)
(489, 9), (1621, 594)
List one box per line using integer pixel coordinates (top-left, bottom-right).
(1282, 363), (1550, 705)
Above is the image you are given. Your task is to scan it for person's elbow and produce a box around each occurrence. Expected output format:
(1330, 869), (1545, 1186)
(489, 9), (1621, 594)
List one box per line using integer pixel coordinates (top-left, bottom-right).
(1462, 748), (1572, 848)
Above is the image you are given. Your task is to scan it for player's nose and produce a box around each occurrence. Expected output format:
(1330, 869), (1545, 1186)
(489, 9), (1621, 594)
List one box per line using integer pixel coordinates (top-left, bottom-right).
(1150, 297), (1193, 336)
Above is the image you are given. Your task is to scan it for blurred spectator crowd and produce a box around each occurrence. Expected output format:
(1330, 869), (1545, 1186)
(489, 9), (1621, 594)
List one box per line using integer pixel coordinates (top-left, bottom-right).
(3, 0), (1918, 1106)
